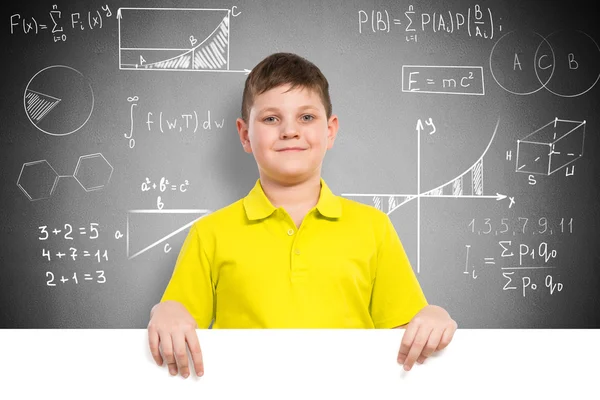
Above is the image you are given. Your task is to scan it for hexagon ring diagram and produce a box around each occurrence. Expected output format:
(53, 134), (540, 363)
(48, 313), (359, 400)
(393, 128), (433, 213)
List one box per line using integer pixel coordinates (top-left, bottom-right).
(73, 153), (114, 192)
(17, 153), (114, 201)
(17, 160), (59, 201)
(24, 65), (94, 136)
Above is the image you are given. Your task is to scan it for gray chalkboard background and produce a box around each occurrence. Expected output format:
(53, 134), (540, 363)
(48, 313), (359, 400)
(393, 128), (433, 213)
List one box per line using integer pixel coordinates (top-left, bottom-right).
(1, 0), (599, 328)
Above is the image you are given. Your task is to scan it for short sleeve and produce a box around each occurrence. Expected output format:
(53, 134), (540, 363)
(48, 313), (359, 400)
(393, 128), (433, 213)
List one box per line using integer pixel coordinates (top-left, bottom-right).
(369, 213), (428, 328)
(160, 223), (215, 329)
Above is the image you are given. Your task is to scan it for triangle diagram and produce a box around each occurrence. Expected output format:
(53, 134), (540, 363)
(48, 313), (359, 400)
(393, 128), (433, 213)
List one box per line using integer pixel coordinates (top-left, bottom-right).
(127, 209), (210, 259)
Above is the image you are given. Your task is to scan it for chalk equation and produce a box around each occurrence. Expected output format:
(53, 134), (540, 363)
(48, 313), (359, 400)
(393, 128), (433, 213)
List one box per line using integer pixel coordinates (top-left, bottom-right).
(42, 247), (109, 263)
(141, 176), (191, 210)
(10, 4), (113, 42)
(463, 212), (571, 297)
(38, 222), (110, 287)
(39, 222), (124, 242)
(402, 65), (485, 95)
(358, 4), (500, 42)
(38, 223), (108, 264)
(146, 110), (225, 134)
(38, 223), (102, 241)
(464, 242), (564, 298)
(141, 177), (189, 193)
(46, 271), (106, 286)
(123, 96), (225, 149)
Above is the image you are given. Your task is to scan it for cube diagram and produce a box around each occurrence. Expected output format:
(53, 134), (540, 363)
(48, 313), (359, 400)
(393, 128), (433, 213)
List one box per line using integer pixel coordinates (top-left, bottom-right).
(516, 118), (585, 175)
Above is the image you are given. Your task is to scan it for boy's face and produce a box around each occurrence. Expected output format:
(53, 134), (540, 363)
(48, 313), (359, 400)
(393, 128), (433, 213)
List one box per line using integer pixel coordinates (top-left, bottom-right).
(236, 84), (338, 184)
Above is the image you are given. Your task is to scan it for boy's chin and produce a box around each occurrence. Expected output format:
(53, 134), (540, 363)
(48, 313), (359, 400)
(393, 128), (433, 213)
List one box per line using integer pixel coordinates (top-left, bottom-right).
(269, 170), (316, 183)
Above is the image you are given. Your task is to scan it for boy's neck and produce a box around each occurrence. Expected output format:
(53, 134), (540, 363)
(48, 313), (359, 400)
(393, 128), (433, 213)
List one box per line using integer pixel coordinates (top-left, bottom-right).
(259, 174), (322, 212)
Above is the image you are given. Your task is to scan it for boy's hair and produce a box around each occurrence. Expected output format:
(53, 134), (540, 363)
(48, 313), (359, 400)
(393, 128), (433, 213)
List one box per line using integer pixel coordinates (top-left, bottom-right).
(241, 52), (332, 123)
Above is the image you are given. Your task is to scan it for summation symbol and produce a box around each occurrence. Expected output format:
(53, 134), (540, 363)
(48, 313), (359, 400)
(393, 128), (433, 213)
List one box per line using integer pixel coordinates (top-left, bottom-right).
(17, 153), (113, 201)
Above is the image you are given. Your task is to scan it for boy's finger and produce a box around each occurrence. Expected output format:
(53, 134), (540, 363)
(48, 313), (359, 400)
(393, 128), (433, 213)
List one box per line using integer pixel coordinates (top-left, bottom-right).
(160, 334), (178, 376)
(420, 329), (443, 358)
(186, 330), (205, 377)
(437, 323), (457, 351)
(148, 329), (163, 366)
(172, 333), (191, 378)
(397, 323), (419, 362)
(403, 327), (431, 371)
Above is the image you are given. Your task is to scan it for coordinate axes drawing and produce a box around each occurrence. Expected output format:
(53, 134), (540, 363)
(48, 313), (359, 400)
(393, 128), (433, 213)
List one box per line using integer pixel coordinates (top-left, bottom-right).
(341, 118), (504, 274)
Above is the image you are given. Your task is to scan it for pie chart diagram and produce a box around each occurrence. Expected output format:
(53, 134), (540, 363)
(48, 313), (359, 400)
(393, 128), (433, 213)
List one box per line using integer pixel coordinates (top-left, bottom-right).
(23, 65), (94, 136)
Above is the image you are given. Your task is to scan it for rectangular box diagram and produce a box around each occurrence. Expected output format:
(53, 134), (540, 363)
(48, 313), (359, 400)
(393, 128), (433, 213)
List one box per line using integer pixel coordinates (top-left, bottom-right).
(402, 65), (485, 95)
(516, 118), (586, 175)
(118, 7), (231, 71)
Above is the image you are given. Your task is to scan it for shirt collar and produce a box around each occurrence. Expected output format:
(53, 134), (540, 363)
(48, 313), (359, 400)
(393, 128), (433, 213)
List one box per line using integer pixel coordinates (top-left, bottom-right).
(243, 177), (342, 221)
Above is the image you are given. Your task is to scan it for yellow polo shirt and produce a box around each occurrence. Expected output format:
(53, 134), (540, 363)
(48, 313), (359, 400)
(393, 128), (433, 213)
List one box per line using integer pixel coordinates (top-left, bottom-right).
(160, 178), (428, 328)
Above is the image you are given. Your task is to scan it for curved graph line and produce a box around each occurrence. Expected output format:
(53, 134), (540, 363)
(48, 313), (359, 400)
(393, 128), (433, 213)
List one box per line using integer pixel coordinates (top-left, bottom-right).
(141, 16), (228, 69)
(387, 117), (501, 216)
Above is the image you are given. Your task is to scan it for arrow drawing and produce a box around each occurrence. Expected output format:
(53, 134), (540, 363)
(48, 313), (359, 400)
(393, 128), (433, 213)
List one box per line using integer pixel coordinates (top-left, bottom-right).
(342, 118), (505, 273)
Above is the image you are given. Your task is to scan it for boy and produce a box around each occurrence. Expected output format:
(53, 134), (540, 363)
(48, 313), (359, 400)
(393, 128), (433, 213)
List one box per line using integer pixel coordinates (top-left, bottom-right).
(147, 52), (457, 379)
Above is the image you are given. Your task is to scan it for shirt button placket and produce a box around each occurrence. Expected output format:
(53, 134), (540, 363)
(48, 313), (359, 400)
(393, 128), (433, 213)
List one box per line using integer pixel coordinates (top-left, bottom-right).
(288, 225), (307, 282)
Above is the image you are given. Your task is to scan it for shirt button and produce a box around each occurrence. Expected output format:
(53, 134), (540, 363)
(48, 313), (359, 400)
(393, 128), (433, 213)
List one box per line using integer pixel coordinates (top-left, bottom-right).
(287, 229), (294, 236)
(294, 249), (301, 255)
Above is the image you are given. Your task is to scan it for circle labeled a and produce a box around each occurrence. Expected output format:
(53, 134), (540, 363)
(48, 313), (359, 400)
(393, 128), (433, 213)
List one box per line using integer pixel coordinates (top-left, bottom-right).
(490, 30), (554, 95)
(24, 65), (94, 136)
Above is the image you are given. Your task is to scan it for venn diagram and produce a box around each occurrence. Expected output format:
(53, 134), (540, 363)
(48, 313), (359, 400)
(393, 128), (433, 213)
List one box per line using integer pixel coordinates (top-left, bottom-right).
(490, 29), (600, 97)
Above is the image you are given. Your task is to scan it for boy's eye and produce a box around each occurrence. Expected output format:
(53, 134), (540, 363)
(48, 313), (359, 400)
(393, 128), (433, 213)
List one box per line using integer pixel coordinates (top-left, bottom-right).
(263, 115), (314, 123)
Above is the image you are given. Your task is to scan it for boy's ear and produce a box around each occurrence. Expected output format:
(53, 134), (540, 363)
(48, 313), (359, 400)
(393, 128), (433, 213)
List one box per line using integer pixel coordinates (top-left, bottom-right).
(236, 118), (253, 154)
(326, 114), (339, 150)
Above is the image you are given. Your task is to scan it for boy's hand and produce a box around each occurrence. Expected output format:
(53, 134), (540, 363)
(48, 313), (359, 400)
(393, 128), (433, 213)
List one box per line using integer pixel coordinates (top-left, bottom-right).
(396, 305), (457, 371)
(147, 300), (204, 378)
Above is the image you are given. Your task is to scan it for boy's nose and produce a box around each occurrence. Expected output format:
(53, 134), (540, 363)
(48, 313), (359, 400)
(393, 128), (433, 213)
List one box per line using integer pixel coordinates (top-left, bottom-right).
(280, 124), (300, 139)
